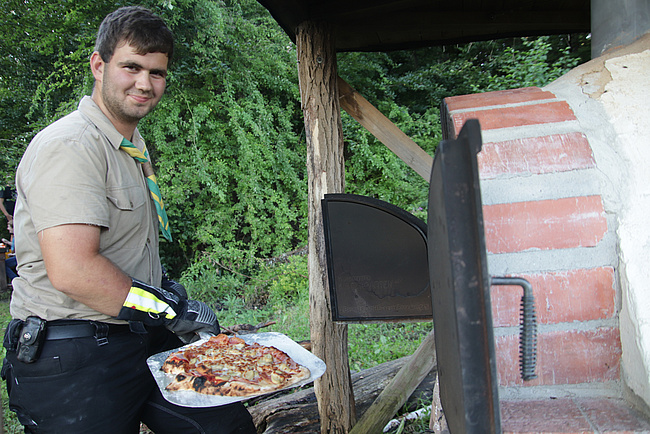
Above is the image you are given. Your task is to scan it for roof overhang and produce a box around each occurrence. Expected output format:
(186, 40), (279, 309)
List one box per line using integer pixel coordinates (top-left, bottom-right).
(257, 0), (591, 52)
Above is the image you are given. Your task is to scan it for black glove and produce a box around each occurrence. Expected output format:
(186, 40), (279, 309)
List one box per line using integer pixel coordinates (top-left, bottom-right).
(117, 278), (219, 342)
(167, 299), (221, 343)
(161, 272), (188, 299)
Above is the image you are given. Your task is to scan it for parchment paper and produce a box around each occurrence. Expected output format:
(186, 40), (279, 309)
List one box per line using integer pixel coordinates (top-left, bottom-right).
(147, 332), (326, 407)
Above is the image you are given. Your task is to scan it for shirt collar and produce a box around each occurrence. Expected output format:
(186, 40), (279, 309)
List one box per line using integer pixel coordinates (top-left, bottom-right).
(78, 96), (145, 151)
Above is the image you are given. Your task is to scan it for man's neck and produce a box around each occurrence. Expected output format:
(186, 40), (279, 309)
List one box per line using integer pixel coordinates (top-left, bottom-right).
(91, 92), (137, 141)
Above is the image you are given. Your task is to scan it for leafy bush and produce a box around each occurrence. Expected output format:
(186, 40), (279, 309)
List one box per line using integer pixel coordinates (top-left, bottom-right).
(259, 253), (309, 308)
(348, 322), (432, 372)
(482, 36), (582, 91)
(0, 0), (589, 279)
(180, 244), (308, 302)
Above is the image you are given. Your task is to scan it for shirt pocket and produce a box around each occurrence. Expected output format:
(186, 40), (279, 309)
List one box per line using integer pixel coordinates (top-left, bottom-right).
(106, 185), (146, 211)
(103, 185), (150, 254)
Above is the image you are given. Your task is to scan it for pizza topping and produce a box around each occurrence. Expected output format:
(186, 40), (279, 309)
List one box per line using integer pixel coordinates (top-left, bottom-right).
(161, 333), (311, 397)
(270, 372), (284, 384)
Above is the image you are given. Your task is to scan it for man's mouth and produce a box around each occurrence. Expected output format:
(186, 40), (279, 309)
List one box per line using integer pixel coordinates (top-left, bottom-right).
(128, 94), (152, 104)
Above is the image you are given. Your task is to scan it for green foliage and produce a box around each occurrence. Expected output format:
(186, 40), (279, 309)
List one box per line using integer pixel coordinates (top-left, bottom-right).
(348, 322), (432, 372)
(0, 9), (592, 430)
(480, 36), (583, 91)
(138, 0), (307, 275)
(1, 0), (590, 282)
(213, 294), (272, 331)
(271, 294), (311, 342)
(230, 252), (311, 342)
(0, 0), (101, 184)
(259, 254), (309, 307)
(180, 248), (308, 308)
(178, 251), (311, 343)
(180, 253), (244, 303)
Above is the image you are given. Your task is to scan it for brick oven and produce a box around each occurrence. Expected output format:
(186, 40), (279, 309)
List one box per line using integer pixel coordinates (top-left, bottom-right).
(440, 31), (650, 430)
(442, 87), (619, 390)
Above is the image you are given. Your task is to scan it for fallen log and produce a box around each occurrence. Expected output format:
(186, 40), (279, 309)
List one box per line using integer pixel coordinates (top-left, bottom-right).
(248, 355), (437, 433)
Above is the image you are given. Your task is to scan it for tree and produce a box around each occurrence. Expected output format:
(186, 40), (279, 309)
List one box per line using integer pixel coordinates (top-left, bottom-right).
(0, 0), (109, 185)
(2, 0), (309, 276)
(336, 34), (589, 223)
(142, 0), (307, 276)
(1, 0), (589, 280)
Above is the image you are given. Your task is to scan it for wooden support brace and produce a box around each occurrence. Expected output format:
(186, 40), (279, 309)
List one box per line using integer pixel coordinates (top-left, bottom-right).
(338, 76), (434, 181)
(349, 329), (438, 434)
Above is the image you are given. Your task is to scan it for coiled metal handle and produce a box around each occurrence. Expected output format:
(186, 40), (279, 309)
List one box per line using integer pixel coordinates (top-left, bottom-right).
(491, 276), (538, 381)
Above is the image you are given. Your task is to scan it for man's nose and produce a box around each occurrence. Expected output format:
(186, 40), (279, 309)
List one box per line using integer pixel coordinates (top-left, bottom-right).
(135, 72), (153, 91)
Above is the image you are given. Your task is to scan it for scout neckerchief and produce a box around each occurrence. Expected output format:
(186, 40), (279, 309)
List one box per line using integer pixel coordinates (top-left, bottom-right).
(119, 138), (172, 242)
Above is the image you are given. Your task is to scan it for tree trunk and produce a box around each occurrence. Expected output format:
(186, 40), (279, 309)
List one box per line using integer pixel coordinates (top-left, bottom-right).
(296, 21), (356, 433)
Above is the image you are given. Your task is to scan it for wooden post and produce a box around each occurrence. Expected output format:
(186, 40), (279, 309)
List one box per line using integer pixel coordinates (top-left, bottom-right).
(296, 21), (356, 433)
(430, 376), (449, 433)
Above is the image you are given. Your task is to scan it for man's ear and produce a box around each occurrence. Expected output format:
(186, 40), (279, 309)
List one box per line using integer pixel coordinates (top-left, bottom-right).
(90, 51), (105, 82)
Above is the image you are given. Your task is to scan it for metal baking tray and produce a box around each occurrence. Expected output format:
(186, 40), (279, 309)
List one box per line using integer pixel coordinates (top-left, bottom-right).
(147, 332), (326, 407)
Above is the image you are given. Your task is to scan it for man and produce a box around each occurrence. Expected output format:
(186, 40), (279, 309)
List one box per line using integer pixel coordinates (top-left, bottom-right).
(0, 185), (15, 222)
(2, 7), (256, 433)
(3, 219), (16, 283)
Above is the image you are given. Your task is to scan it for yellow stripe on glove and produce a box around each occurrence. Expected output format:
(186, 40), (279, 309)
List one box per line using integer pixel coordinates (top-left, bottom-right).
(123, 286), (178, 320)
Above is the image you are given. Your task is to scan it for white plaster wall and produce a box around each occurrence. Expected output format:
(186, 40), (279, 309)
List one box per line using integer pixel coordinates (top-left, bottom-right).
(546, 34), (650, 406)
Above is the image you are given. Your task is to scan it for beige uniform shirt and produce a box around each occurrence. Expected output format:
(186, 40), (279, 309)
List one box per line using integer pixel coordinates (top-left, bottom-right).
(11, 96), (163, 322)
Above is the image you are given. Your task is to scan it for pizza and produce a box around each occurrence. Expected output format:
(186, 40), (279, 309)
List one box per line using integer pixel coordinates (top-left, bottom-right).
(161, 333), (311, 397)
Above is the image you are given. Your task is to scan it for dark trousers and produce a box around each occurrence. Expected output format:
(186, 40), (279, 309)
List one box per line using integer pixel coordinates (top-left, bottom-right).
(2, 321), (256, 434)
(5, 256), (17, 281)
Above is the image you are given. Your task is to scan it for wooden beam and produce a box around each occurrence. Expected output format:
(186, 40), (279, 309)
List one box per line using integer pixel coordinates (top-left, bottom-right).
(296, 21), (356, 434)
(338, 76), (433, 181)
(349, 329), (438, 434)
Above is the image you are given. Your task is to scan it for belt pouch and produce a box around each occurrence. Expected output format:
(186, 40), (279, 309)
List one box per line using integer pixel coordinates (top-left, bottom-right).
(17, 316), (46, 363)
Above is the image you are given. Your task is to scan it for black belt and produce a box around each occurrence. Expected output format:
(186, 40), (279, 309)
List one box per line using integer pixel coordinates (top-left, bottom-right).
(45, 321), (131, 341)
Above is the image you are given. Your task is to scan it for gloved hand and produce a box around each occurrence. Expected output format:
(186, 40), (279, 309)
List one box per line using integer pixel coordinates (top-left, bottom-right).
(117, 279), (220, 342)
(161, 272), (188, 299)
(167, 299), (221, 343)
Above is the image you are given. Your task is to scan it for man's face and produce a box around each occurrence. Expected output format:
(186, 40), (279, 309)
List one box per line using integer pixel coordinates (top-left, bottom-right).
(92, 42), (168, 131)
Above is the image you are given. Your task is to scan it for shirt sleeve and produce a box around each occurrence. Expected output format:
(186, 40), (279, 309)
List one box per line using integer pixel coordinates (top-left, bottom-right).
(21, 133), (110, 233)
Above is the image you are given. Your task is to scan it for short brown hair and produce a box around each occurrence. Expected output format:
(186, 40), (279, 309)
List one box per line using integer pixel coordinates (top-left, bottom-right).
(94, 6), (174, 63)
